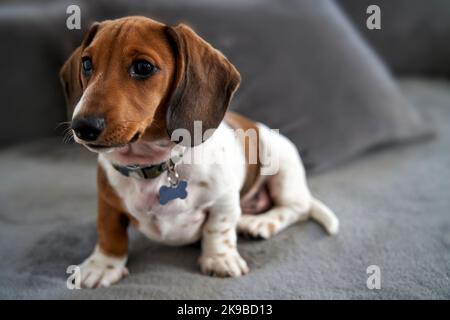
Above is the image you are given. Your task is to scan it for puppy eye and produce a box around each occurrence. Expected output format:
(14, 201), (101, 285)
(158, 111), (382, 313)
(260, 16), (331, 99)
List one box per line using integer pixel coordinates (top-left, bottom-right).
(130, 60), (157, 79)
(81, 57), (93, 77)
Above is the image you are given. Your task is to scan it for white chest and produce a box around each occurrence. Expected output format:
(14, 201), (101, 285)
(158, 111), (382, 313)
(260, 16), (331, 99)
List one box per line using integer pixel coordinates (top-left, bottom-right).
(112, 166), (213, 245)
(98, 124), (247, 246)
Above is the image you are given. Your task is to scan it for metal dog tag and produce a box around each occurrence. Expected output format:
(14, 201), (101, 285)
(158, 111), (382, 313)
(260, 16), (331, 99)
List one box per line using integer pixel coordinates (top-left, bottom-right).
(159, 180), (188, 205)
(158, 161), (188, 205)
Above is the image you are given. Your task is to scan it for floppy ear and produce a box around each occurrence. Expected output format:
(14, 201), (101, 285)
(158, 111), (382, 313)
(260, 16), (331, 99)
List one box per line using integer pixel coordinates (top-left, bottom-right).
(165, 24), (241, 146)
(59, 22), (100, 119)
(59, 46), (82, 118)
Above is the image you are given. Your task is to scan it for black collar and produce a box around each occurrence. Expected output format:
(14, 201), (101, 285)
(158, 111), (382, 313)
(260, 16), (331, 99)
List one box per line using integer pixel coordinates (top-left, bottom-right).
(112, 155), (182, 180)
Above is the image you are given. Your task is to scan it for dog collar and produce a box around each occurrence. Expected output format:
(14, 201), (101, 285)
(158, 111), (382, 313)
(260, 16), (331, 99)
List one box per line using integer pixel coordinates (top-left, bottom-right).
(112, 155), (182, 180)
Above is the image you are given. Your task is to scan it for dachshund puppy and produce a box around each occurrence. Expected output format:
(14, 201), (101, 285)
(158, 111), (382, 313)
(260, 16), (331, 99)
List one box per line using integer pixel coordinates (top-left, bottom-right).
(60, 16), (339, 288)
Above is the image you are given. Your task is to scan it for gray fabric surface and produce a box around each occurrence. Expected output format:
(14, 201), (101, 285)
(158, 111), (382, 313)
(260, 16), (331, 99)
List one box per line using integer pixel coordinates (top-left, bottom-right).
(0, 0), (430, 173)
(0, 78), (448, 299)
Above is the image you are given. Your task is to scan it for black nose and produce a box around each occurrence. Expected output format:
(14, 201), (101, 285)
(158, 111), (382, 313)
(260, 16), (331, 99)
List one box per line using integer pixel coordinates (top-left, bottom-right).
(71, 117), (105, 142)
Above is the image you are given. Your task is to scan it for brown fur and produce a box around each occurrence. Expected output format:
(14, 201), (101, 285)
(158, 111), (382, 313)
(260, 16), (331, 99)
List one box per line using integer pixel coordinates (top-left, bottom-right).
(97, 166), (132, 257)
(60, 17), (176, 145)
(224, 111), (262, 199)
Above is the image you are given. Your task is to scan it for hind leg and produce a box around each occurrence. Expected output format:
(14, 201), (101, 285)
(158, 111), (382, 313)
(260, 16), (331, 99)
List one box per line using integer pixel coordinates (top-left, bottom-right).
(238, 127), (313, 239)
(238, 205), (309, 239)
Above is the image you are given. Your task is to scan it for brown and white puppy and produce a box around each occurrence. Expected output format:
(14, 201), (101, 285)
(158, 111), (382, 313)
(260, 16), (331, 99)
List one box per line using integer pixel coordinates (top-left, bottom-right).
(60, 16), (338, 288)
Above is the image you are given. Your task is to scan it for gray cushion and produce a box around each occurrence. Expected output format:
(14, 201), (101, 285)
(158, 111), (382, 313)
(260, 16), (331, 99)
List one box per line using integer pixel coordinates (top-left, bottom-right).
(0, 0), (431, 173)
(338, 0), (450, 77)
(0, 0), (86, 146)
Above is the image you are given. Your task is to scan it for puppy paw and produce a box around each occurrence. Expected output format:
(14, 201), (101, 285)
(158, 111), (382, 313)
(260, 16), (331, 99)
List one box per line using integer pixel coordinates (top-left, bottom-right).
(199, 251), (249, 277)
(238, 215), (279, 239)
(79, 247), (128, 288)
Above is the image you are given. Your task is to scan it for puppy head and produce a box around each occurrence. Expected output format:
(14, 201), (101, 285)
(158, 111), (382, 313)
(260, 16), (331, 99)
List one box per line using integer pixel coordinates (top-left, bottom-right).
(60, 16), (240, 154)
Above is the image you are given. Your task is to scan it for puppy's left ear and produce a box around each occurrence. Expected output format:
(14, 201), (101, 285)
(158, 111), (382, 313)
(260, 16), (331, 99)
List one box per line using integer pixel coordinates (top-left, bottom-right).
(59, 46), (83, 118)
(59, 22), (101, 119)
(165, 24), (241, 146)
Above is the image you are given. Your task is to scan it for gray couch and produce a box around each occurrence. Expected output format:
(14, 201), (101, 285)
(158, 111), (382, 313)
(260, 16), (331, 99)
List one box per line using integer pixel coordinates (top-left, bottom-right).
(0, 0), (449, 299)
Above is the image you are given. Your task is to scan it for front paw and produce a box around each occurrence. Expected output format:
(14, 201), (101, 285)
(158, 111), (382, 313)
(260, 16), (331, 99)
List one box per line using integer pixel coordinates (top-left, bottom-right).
(79, 247), (128, 288)
(199, 251), (249, 277)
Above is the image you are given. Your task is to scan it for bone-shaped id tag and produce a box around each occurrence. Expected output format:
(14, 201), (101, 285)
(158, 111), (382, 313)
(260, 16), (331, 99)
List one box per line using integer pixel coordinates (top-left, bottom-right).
(159, 162), (188, 205)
